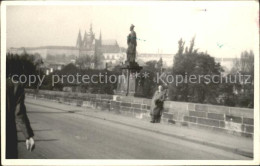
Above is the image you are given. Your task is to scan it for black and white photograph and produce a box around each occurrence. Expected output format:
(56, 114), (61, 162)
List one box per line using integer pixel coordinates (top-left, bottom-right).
(1, 0), (259, 165)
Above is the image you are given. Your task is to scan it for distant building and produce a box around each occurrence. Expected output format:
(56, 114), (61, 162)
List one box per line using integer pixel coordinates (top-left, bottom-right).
(137, 53), (174, 67)
(102, 40), (126, 68)
(7, 24), (125, 70)
(215, 57), (235, 74)
(8, 46), (79, 60)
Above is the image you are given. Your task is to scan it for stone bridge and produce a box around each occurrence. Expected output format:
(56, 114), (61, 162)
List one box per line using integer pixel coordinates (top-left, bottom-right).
(25, 89), (254, 138)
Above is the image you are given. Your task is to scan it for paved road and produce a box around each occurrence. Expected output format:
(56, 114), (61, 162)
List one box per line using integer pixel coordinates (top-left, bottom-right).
(17, 102), (250, 159)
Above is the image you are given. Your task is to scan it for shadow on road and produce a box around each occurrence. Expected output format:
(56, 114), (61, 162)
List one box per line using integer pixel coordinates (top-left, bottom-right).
(18, 139), (59, 142)
(27, 111), (70, 114)
(18, 129), (53, 132)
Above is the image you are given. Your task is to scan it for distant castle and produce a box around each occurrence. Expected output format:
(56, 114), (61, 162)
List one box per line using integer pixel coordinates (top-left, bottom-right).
(76, 24), (101, 57)
(8, 24), (126, 70)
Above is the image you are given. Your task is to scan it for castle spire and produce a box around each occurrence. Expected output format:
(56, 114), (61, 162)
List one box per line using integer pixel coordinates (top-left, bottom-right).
(83, 30), (87, 48)
(99, 30), (102, 46)
(89, 23), (93, 33)
(89, 23), (95, 43)
(76, 29), (82, 48)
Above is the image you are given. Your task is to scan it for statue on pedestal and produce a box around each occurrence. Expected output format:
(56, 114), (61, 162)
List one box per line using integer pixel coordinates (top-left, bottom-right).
(126, 24), (137, 64)
(116, 24), (143, 96)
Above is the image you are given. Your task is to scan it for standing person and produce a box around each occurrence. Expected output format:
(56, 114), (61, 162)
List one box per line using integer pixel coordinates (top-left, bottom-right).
(6, 77), (35, 159)
(150, 85), (166, 123)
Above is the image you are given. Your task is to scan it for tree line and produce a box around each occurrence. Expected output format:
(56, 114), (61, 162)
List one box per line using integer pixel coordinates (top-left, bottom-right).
(6, 37), (254, 108)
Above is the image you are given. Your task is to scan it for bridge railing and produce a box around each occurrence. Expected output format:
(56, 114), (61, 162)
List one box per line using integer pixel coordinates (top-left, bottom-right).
(25, 89), (254, 138)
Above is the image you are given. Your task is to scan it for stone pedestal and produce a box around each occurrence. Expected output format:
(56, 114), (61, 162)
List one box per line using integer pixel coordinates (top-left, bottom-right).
(116, 61), (143, 96)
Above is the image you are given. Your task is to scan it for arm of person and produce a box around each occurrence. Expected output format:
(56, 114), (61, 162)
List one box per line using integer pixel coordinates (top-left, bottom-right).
(158, 90), (166, 101)
(14, 84), (35, 151)
(162, 89), (167, 100)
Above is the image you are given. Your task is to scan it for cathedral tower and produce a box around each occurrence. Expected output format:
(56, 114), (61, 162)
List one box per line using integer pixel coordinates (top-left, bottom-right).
(76, 30), (82, 49)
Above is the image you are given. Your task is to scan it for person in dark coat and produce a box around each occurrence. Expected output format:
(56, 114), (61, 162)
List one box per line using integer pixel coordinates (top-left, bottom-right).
(150, 85), (166, 123)
(6, 77), (35, 159)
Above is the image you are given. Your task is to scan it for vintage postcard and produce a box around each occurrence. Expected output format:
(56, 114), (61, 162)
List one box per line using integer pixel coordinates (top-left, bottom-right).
(1, 0), (259, 165)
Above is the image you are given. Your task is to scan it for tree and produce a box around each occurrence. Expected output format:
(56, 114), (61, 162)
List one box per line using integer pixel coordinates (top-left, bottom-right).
(170, 37), (223, 103)
(229, 50), (254, 107)
(231, 50), (254, 85)
(6, 53), (43, 88)
(75, 55), (92, 70)
(51, 63), (117, 94)
(138, 60), (162, 98)
(93, 44), (104, 69)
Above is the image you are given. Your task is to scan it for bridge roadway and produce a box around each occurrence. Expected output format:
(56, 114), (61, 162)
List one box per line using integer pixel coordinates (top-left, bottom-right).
(16, 100), (250, 159)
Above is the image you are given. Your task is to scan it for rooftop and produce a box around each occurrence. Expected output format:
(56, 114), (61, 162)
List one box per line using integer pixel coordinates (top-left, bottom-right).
(102, 39), (118, 46)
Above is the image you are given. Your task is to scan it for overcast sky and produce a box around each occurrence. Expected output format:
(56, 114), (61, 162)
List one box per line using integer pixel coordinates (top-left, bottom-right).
(6, 1), (259, 58)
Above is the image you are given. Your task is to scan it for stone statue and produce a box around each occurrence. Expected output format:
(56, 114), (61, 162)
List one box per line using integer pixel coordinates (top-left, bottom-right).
(126, 24), (137, 63)
(116, 24), (143, 96)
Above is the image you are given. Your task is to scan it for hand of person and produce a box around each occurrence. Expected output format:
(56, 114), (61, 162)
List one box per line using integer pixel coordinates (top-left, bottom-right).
(26, 137), (35, 152)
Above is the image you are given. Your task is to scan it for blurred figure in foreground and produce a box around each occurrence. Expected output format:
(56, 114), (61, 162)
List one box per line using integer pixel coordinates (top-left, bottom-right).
(6, 53), (35, 159)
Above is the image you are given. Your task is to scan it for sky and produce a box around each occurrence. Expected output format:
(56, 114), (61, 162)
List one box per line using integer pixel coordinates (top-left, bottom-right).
(6, 1), (259, 58)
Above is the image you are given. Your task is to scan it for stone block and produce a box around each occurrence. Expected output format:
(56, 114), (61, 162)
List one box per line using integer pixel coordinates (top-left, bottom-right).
(225, 115), (242, 123)
(177, 111), (189, 121)
(181, 121), (189, 126)
(100, 101), (110, 109)
(245, 125), (254, 133)
(132, 98), (143, 104)
(168, 119), (175, 124)
(163, 108), (170, 112)
(110, 105), (120, 111)
(224, 121), (243, 132)
(142, 99), (151, 106)
(243, 118), (254, 125)
(141, 104), (147, 110)
(161, 118), (168, 124)
(134, 112), (143, 119)
(195, 104), (208, 112)
(183, 116), (197, 123)
(163, 101), (171, 109)
(121, 96), (133, 103)
(170, 101), (188, 111)
(76, 100), (83, 107)
(162, 113), (174, 119)
(101, 94), (113, 100)
(207, 112), (224, 120)
(120, 106), (131, 112)
(111, 101), (121, 106)
(133, 108), (142, 113)
(132, 103), (141, 109)
(188, 103), (195, 111)
(229, 107), (253, 118)
(123, 111), (134, 117)
(189, 111), (207, 118)
(208, 105), (229, 114)
(197, 118), (219, 127)
(141, 109), (147, 113)
(241, 132), (253, 138)
(121, 102), (132, 107)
